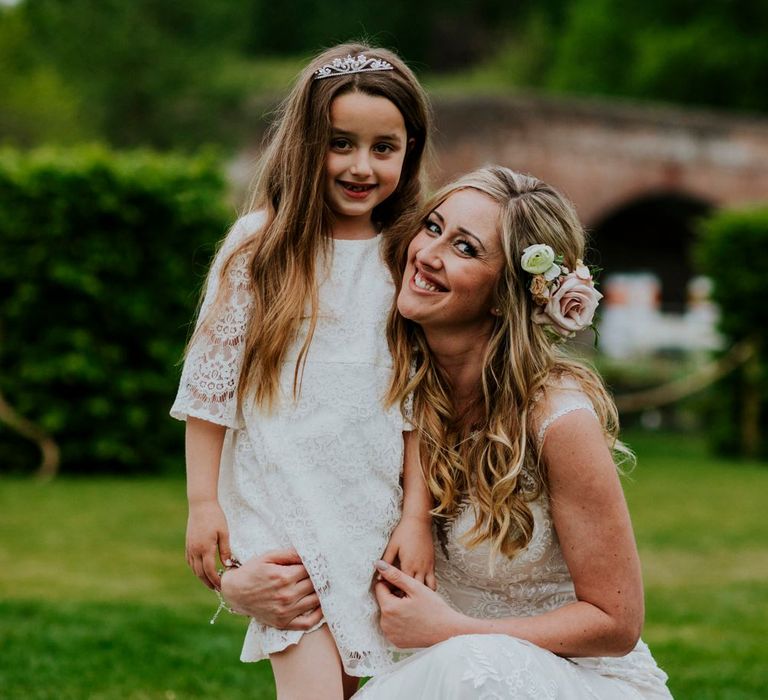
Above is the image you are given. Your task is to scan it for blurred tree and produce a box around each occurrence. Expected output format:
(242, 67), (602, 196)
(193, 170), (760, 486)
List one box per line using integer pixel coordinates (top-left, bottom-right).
(0, 6), (92, 145)
(3, 0), (767, 150)
(492, 0), (768, 112)
(20, 0), (254, 148)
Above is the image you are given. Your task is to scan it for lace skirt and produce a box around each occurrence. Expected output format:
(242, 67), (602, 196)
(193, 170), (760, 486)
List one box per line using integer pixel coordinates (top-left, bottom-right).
(218, 361), (406, 676)
(354, 635), (673, 699)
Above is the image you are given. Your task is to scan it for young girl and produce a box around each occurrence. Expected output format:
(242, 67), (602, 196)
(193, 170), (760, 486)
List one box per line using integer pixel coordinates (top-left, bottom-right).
(171, 43), (434, 699)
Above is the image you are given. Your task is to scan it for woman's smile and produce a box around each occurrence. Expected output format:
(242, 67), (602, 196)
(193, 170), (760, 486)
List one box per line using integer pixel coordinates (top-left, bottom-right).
(412, 268), (448, 293)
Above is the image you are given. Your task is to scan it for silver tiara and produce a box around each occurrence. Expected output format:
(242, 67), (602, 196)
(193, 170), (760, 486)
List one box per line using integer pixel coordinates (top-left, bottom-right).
(314, 53), (394, 80)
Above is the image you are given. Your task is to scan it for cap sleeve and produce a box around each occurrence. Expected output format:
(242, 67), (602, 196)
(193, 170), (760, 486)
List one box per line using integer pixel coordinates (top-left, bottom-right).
(170, 212), (264, 429)
(531, 376), (598, 446)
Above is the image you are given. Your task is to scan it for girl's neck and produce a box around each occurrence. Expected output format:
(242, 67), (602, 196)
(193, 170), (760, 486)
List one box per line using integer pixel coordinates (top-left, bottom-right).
(329, 214), (379, 241)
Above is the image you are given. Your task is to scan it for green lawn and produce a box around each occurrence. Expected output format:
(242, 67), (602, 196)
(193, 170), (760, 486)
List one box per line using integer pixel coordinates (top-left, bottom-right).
(1, 431), (766, 699)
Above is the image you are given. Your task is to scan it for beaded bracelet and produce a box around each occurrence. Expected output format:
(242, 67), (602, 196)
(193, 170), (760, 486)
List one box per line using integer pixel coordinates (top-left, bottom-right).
(210, 558), (242, 624)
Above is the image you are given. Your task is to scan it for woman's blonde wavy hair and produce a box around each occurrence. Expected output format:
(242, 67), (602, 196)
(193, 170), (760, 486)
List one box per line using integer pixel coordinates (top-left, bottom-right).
(386, 166), (633, 561)
(189, 42), (432, 409)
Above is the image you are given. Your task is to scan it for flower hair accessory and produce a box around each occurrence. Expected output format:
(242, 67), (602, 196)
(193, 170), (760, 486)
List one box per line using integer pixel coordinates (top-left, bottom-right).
(520, 244), (602, 338)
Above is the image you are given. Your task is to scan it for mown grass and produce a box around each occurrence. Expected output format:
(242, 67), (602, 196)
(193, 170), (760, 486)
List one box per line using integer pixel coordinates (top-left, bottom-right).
(1, 431), (766, 698)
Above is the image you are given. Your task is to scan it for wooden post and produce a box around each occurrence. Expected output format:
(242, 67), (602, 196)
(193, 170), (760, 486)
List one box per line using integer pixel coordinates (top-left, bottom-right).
(741, 339), (761, 459)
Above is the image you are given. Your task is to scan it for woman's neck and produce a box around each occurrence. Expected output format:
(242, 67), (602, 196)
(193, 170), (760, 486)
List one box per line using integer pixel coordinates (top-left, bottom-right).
(423, 326), (491, 409)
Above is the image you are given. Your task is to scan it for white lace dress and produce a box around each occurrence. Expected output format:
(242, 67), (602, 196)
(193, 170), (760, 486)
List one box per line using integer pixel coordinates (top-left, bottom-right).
(356, 383), (673, 699)
(171, 213), (404, 675)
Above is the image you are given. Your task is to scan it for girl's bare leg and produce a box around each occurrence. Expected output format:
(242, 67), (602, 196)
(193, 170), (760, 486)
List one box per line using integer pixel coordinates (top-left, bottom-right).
(270, 625), (347, 700)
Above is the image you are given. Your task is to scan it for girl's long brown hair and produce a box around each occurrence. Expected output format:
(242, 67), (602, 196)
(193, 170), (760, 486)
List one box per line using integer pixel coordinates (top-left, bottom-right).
(190, 42), (432, 409)
(386, 166), (632, 561)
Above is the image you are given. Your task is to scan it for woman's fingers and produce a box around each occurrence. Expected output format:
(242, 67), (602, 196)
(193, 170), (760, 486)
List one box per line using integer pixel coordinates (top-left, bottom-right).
(292, 576), (316, 599)
(294, 591), (320, 615)
(286, 605), (324, 631)
(373, 580), (400, 607)
(375, 560), (416, 595)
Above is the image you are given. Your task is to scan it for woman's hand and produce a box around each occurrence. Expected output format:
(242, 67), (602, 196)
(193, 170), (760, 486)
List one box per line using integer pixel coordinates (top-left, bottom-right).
(374, 561), (466, 649)
(185, 499), (232, 591)
(381, 515), (437, 589)
(220, 549), (323, 630)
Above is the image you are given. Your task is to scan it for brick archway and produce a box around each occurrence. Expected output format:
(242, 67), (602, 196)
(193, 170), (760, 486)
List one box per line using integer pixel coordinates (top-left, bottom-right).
(589, 192), (712, 311)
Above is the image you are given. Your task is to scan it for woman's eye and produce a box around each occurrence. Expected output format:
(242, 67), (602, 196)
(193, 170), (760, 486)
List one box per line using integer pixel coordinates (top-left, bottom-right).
(455, 240), (478, 257)
(424, 218), (441, 235)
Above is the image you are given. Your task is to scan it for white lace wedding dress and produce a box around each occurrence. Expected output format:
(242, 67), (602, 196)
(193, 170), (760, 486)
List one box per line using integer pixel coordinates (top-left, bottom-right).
(356, 383), (673, 698)
(171, 214), (404, 675)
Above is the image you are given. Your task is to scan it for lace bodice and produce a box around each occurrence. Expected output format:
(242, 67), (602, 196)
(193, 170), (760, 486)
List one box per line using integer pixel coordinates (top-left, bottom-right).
(434, 381), (670, 692)
(435, 380), (595, 620)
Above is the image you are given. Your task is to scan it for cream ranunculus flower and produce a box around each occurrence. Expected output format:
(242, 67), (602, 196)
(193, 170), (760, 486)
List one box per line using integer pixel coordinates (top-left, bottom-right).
(531, 271), (603, 337)
(521, 244), (556, 275)
(543, 263), (562, 281)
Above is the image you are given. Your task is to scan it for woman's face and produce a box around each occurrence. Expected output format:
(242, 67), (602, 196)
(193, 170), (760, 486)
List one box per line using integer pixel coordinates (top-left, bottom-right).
(398, 188), (506, 333)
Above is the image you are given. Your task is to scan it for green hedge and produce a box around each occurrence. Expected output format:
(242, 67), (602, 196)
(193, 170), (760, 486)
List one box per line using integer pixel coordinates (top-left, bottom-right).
(0, 147), (231, 474)
(696, 206), (768, 458)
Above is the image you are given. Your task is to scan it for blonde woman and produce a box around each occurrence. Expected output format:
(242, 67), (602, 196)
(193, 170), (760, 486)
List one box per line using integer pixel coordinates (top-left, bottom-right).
(354, 166), (673, 698)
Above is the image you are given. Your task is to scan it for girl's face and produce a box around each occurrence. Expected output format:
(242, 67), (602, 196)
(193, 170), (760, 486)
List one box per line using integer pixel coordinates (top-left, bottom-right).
(398, 188), (506, 333)
(325, 91), (408, 230)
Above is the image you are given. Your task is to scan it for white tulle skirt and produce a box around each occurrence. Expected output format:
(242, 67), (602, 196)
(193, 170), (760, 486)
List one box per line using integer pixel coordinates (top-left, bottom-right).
(354, 635), (673, 699)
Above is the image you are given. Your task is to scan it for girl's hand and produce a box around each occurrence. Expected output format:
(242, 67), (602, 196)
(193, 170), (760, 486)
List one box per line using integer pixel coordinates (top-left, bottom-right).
(186, 500), (232, 591)
(374, 561), (466, 649)
(381, 515), (436, 590)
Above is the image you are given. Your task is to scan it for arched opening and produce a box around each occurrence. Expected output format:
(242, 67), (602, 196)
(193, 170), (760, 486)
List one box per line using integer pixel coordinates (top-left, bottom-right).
(590, 193), (713, 312)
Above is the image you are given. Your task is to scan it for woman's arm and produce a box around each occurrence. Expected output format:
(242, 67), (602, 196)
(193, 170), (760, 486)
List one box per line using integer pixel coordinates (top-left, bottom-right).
(376, 410), (644, 657)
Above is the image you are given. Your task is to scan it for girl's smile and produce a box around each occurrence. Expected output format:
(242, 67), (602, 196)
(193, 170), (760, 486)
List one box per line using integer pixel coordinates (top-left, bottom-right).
(338, 180), (377, 199)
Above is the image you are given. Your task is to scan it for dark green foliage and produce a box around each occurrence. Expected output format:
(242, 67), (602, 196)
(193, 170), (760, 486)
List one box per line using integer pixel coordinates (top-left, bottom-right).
(466, 0), (768, 114)
(3, 1), (767, 151)
(0, 147), (231, 473)
(695, 207), (768, 457)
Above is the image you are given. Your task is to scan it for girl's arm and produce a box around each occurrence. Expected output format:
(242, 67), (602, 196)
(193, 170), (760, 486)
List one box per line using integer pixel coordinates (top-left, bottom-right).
(381, 431), (436, 589)
(185, 417), (233, 591)
(375, 410), (644, 657)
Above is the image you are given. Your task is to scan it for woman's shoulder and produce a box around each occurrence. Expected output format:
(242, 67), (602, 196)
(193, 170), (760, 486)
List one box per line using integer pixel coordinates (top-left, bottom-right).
(531, 372), (598, 445)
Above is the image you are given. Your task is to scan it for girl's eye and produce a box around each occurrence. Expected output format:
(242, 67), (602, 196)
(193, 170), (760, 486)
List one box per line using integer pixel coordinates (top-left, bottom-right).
(424, 218), (441, 235)
(455, 239), (478, 257)
(331, 138), (351, 150)
(373, 142), (394, 154)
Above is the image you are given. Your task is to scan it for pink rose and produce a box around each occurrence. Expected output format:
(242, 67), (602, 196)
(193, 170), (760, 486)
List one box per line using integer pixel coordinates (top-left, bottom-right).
(531, 271), (602, 337)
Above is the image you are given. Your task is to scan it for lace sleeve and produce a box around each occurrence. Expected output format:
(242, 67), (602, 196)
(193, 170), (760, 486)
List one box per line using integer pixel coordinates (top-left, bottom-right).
(533, 377), (598, 446)
(170, 212), (264, 429)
